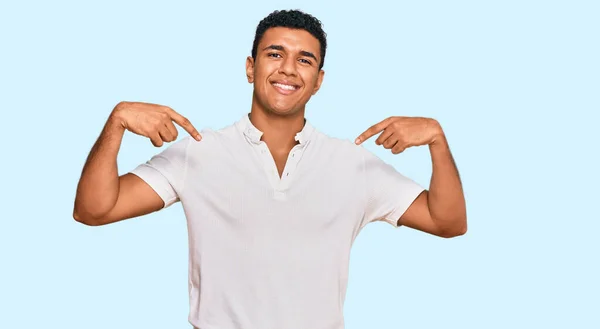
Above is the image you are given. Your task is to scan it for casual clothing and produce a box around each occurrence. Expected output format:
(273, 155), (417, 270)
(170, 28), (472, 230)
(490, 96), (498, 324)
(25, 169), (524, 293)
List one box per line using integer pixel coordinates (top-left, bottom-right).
(130, 114), (424, 329)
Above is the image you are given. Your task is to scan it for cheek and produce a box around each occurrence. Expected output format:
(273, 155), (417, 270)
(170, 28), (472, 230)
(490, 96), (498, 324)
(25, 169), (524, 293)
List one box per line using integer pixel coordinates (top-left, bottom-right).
(252, 61), (269, 81)
(254, 69), (266, 83)
(302, 72), (319, 92)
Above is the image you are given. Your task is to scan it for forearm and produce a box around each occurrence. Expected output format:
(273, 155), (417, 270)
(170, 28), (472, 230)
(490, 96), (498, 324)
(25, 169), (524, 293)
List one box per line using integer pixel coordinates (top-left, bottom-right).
(73, 114), (126, 221)
(427, 134), (467, 235)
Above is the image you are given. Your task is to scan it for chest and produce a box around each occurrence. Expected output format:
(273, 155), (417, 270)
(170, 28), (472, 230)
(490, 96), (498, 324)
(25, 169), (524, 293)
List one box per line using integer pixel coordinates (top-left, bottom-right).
(181, 146), (365, 236)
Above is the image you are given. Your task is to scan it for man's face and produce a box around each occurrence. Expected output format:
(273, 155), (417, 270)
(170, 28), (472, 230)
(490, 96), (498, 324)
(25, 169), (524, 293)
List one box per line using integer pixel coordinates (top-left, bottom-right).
(246, 27), (325, 116)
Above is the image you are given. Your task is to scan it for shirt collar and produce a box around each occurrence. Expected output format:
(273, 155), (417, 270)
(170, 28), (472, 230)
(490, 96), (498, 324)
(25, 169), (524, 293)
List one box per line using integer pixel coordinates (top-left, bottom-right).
(236, 113), (315, 146)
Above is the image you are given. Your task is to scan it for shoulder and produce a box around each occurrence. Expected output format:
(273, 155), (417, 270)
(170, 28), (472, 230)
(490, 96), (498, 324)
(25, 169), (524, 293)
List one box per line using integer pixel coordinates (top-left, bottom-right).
(309, 130), (374, 173)
(312, 129), (371, 161)
(184, 121), (242, 162)
(310, 129), (398, 179)
(189, 121), (239, 147)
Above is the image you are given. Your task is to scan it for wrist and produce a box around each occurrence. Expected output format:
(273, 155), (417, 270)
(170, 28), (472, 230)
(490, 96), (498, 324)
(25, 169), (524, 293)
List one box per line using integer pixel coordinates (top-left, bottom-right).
(110, 101), (130, 127)
(106, 111), (127, 135)
(428, 120), (446, 147)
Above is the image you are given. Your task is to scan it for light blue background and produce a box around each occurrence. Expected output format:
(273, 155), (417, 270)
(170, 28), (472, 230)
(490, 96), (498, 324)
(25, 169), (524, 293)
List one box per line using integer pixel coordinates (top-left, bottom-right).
(1, 0), (598, 328)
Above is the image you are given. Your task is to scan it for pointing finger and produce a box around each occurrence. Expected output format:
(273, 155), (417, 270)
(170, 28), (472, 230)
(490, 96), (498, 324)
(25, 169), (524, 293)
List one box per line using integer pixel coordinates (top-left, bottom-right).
(355, 117), (393, 145)
(165, 108), (202, 141)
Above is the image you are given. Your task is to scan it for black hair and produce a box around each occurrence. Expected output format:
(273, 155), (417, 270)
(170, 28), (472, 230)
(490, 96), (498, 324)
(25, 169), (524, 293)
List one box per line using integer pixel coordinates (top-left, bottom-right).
(251, 9), (327, 70)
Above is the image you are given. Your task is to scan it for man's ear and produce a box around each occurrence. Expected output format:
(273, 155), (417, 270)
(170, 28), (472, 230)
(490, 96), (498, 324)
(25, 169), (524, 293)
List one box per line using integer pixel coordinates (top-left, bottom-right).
(246, 56), (255, 83)
(312, 69), (325, 95)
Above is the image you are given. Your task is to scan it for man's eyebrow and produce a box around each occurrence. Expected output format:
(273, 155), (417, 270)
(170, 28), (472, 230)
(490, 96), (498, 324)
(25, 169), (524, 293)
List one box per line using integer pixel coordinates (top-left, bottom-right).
(263, 44), (284, 51)
(262, 44), (319, 62)
(300, 50), (318, 62)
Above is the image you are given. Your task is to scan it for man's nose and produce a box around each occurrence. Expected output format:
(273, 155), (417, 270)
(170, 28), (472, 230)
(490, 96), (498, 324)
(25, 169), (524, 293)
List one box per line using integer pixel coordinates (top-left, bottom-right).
(279, 56), (297, 76)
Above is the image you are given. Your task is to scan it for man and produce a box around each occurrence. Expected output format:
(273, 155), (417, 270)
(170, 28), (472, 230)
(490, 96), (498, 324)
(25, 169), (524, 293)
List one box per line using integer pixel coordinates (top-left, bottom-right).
(73, 9), (466, 329)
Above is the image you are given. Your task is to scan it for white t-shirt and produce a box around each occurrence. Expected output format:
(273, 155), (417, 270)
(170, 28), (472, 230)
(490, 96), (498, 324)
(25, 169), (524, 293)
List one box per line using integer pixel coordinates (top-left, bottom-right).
(130, 114), (424, 329)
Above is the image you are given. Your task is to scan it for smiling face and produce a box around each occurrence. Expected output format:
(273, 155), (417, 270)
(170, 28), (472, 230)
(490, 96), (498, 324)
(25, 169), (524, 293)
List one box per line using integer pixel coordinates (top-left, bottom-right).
(246, 27), (325, 117)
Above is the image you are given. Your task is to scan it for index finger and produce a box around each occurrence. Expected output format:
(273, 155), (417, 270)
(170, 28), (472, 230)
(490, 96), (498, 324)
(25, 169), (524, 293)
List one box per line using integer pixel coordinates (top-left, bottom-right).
(355, 118), (393, 145)
(165, 107), (202, 141)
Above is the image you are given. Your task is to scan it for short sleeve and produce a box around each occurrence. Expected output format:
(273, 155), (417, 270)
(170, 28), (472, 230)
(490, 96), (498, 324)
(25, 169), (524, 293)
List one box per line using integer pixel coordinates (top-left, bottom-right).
(361, 148), (425, 227)
(129, 136), (191, 209)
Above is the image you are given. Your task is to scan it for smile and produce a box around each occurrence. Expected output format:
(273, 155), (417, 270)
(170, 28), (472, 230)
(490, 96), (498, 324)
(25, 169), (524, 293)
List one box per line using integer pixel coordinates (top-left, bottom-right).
(271, 81), (300, 95)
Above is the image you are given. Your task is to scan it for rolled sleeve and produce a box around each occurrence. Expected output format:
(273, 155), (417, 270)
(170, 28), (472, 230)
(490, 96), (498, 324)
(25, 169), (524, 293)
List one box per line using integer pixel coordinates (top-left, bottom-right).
(362, 148), (425, 227)
(129, 136), (191, 209)
(130, 163), (178, 208)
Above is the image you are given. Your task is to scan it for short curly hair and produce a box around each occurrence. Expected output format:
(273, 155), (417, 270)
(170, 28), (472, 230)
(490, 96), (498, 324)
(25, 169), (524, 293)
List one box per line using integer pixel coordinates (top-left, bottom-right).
(251, 9), (327, 70)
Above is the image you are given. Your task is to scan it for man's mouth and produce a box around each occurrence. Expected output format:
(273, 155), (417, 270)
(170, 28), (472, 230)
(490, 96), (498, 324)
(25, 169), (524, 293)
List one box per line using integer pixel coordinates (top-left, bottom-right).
(271, 81), (300, 94)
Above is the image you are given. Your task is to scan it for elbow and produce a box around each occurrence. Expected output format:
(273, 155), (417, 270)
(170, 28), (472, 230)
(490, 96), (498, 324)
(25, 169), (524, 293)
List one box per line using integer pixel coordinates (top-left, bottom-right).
(73, 192), (116, 226)
(438, 217), (468, 238)
(73, 205), (104, 227)
(443, 225), (467, 238)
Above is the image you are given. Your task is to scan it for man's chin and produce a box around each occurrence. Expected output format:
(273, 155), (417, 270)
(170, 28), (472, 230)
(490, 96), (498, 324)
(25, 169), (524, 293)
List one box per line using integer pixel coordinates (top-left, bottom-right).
(267, 104), (301, 116)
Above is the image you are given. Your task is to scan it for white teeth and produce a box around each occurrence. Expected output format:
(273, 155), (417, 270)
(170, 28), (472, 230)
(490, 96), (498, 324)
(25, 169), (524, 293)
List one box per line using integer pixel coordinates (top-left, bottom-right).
(273, 83), (296, 91)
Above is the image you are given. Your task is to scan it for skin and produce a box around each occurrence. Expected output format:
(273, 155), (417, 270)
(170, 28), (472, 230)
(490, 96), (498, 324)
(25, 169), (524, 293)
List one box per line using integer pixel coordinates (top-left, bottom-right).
(73, 26), (467, 238)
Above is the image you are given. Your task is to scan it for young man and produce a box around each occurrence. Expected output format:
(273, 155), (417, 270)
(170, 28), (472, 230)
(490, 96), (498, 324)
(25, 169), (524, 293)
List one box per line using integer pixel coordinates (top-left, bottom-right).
(73, 9), (466, 329)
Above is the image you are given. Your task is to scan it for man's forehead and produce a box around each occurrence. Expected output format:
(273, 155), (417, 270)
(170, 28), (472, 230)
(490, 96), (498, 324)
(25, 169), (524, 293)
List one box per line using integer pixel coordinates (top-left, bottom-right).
(259, 27), (320, 53)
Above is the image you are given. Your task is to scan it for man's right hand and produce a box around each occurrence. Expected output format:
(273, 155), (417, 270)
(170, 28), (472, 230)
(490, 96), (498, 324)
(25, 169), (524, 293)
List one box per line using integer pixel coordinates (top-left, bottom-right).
(111, 101), (202, 146)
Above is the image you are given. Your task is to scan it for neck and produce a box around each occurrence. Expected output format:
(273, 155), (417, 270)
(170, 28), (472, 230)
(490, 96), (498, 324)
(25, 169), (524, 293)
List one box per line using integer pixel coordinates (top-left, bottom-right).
(249, 106), (305, 152)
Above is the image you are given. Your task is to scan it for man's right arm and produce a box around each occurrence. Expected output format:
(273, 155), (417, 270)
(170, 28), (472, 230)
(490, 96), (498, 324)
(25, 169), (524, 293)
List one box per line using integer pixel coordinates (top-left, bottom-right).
(73, 101), (201, 226)
(73, 115), (163, 226)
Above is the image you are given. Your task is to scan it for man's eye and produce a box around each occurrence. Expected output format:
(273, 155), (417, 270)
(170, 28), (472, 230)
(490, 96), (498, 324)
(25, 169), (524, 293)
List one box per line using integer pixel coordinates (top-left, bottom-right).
(299, 58), (311, 65)
(268, 53), (282, 58)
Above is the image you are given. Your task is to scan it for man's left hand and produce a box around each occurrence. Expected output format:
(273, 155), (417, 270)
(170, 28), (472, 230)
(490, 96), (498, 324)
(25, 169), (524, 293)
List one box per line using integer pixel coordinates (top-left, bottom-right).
(355, 116), (444, 154)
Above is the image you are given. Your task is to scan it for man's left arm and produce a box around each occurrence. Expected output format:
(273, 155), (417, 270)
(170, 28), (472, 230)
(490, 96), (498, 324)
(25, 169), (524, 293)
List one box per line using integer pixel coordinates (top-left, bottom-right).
(356, 116), (467, 238)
